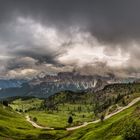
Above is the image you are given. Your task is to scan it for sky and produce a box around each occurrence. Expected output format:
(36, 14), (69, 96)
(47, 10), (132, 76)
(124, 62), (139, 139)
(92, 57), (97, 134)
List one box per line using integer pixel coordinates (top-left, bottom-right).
(0, 0), (140, 78)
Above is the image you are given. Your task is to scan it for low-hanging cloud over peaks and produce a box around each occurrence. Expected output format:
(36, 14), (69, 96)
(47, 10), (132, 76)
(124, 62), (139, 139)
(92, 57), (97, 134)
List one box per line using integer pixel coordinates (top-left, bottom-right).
(0, 0), (140, 78)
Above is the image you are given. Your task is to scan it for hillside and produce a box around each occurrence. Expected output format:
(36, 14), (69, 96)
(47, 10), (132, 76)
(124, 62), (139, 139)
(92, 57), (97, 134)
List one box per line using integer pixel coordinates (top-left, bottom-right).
(61, 100), (140, 140)
(0, 104), (67, 140)
(9, 83), (140, 129)
(1, 95), (140, 140)
(44, 83), (140, 116)
(1, 82), (140, 140)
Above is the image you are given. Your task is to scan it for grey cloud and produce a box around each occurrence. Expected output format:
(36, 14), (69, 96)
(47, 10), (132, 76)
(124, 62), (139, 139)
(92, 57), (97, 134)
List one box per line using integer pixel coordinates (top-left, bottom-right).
(1, 0), (140, 42)
(0, 0), (140, 78)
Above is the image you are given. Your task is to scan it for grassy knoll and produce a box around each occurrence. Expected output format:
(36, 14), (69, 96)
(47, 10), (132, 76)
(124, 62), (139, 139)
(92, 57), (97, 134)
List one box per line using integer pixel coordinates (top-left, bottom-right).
(9, 98), (43, 112)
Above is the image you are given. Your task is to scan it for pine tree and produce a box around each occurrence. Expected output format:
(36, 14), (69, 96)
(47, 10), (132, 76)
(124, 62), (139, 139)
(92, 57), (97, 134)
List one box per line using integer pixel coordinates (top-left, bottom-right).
(68, 116), (73, 124)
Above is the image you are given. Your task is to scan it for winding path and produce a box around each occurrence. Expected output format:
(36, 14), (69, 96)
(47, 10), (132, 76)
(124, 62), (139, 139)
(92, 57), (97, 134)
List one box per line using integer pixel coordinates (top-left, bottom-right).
(26, 97), (140, 131)
(25, 115), (54, 130)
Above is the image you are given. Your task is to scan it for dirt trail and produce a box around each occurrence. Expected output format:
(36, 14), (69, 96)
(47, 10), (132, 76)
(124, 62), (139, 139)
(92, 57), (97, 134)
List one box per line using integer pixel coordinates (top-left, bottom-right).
(25, 115), (54, 130)
(25, 97), (140, 131)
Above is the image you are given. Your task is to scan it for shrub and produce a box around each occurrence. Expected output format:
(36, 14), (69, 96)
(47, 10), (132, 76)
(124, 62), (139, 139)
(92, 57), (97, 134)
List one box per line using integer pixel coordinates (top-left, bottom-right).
(123, 122), (140, 140)
(100, 114), (105, 122)
(2, 100), (8, 106)
(33, 117), (37, 122)
(68, 116), (73, 124)
(19, 109), (23, 112)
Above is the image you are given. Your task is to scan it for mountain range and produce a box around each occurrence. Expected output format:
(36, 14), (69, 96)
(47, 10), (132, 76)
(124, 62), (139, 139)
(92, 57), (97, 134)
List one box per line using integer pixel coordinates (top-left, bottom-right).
(0, 72), (137, 99)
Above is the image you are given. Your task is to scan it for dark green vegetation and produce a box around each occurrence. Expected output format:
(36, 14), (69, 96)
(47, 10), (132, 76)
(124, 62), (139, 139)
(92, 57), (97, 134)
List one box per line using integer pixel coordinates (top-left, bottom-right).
(9, 83), (140, 128)
(40, 83), (140, 127)
(10, 98), (43, 112)
(123, 121), (140, 140)
(0, 83), (140, 140)
(61, 101), (140, 140)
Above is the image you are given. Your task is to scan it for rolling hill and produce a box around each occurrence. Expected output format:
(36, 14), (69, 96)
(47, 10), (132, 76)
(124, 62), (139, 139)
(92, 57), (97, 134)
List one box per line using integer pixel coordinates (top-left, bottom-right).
(61, 100), (140, 140)
(0, 103), (67, 140)
(0, 96), (140, 140)
(0, 82), (140, 140)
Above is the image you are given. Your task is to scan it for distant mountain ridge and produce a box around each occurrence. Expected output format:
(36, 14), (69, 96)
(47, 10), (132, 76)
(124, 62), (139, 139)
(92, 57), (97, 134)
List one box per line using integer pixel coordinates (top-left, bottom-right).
(0, 72), (138, 98)
(0, 79), (26, 89)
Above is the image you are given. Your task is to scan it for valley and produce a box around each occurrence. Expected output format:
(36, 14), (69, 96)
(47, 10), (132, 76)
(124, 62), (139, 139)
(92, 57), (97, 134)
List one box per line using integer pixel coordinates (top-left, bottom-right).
(1, 1), (140, 140)
(0, 82), (139, 139)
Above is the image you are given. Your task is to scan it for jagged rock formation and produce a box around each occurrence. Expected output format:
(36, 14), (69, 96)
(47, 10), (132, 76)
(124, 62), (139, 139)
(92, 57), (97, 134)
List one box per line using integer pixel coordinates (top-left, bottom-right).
(0, 72), (137, 98)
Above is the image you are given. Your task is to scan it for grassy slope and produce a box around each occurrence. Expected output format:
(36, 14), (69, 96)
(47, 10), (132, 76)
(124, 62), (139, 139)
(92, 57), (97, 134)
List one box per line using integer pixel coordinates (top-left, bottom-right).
(28, 103), (94, 128)
(62, 101), (140, 140)
(1, 99), (140, 140)
(9, 83), (140, 128)
(6, 83), (140, 139)
(10, 98), (43, 111)
(10, 96), (95, 128)
(33, 82), (140, 128)
(0, 104), (67, 140)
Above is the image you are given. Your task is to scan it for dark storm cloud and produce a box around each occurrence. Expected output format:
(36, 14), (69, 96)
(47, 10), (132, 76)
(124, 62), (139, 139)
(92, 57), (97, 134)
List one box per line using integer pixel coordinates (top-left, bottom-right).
(1, 0), (140, 42)
(12, 47), (60, 64)
(0, 0), (140, 78)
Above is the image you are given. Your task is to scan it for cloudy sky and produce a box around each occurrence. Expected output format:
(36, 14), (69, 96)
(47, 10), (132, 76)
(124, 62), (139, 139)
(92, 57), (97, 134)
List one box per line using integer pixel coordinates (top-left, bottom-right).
(0, 0), (140, 78)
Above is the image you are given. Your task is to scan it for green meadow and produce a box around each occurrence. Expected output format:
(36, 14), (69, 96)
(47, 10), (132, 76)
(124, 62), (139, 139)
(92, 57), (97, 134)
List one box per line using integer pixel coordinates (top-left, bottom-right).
(0, 83), (140, 140)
